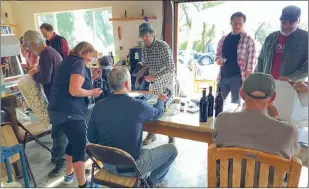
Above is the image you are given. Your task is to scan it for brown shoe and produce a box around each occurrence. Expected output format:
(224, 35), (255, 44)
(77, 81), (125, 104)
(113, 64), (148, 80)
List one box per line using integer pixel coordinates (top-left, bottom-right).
(168, 137), (175, 144)
(143, 133), (157, 145)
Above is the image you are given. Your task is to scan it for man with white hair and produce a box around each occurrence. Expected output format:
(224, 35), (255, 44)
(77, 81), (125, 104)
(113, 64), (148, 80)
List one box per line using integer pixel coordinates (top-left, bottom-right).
(22, 30), (67, 177)
(255, 5), (308, 81)
(87, 66), (178, 187)
(213, 72), (299, 187)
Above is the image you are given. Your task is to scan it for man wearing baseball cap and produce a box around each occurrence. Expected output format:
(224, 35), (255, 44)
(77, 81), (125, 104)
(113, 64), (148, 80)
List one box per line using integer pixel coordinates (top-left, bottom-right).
(255, 5), (308, 82)
(138, 22), (176, 145)
(213, 73), (299, 187)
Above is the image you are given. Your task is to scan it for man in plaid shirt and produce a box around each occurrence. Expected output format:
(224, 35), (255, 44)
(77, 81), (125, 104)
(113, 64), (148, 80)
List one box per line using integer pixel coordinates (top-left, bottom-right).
(138, 23), (175, 145)
(215, 12), (256, 104)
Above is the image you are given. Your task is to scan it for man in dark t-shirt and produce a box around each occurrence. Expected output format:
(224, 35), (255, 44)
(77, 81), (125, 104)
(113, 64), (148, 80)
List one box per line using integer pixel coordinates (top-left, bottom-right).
(22, 30), (67, 177)
(215, 12), (256, 104)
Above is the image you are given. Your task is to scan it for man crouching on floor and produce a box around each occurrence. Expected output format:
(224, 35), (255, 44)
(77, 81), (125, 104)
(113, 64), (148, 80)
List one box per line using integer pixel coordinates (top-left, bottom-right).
(87, 66), (178, 187)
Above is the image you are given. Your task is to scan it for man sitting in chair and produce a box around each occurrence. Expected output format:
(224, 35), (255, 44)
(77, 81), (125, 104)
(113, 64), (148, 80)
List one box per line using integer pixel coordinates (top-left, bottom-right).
(213, 72), (300, 187)
(87, 66), (178, 187)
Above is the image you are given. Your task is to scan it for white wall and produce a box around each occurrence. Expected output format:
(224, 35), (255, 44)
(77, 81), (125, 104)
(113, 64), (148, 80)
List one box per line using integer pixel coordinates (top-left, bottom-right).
(7, 1), (163, 58)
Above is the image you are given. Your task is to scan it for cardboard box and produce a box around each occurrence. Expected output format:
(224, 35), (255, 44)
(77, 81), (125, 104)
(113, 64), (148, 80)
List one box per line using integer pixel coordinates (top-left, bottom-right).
(274, 80), (308, 123)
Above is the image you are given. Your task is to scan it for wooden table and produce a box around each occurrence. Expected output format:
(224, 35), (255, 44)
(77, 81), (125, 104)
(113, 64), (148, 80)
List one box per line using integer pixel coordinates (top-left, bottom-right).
(144, 112), (216, 144)
(131, 91), (308, 145)
(129, 91), (239, 144)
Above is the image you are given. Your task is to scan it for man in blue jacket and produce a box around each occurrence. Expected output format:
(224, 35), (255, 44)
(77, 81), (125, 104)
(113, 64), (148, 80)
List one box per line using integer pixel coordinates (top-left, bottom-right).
(87, 66), (178, 187)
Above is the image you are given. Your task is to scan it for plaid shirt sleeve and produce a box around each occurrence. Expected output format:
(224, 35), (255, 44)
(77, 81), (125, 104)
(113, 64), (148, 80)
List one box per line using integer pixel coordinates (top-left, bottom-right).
(245, 37), (257, 73)
(215, 36), (225, 60)
(157, 43), (174, 78)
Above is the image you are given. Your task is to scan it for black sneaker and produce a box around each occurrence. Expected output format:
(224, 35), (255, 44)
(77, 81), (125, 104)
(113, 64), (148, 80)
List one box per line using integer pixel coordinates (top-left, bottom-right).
(48, 166), (66, 178)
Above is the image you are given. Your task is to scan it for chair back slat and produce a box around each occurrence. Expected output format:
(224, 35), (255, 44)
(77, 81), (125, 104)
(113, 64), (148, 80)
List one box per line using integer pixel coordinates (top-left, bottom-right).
(258, 163), (270, 187)
(219, 159), (229, 187)
(207, 144), (302, 188)
(207, 151), (217, 188)
(86, 144), (136, 167)
(245, 159), (255, 187)
(287, 157), (302, 187)
(273, 169), (285, 187)
(232, 158), (241, 188)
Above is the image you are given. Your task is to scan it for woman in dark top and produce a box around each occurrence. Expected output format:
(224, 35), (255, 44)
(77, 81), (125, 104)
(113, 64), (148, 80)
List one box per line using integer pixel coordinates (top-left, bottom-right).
(48, 41), (102, 187)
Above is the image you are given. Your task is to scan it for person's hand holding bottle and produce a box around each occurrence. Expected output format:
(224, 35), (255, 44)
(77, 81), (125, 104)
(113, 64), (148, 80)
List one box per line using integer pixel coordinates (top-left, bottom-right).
(90, 88), (102, 98)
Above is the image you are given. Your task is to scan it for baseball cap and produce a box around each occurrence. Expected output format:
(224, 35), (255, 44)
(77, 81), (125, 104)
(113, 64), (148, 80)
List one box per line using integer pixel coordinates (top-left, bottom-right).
(243, 73), (276, 99)
(22, 30), (44, 47)
(98, 56), (112, 70)
(280, 5), (301, 22)
(139, 23), (153, 37)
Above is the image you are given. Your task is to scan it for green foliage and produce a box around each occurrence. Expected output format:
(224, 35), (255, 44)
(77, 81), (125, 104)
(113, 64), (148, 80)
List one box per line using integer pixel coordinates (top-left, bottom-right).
(39, 14), (54, 26)
(254, 22), (271, 46)
(179, 40), (188, 50)
(190, 24), (214, 53)
(179, 1), (224, 52)
(56, 12), (76, 49)
(83, 9), (114, 48)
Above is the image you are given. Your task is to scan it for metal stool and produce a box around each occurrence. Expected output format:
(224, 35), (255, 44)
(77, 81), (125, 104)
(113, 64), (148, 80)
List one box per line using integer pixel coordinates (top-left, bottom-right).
(1, 144), (30, 187)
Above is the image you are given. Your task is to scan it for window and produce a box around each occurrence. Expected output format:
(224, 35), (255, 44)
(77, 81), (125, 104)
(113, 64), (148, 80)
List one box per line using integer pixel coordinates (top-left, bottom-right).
(177, 1), (308, 98)
(34, 8), (114, 54)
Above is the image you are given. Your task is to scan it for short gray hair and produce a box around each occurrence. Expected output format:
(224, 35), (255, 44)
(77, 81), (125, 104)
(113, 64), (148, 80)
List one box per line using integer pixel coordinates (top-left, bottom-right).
(22, 30), (46, 48)
(108, 66), (131, 92)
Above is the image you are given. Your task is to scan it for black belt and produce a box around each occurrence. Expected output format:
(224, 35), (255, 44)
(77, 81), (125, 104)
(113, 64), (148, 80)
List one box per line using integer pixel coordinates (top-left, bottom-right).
(116, 166), (135, 173)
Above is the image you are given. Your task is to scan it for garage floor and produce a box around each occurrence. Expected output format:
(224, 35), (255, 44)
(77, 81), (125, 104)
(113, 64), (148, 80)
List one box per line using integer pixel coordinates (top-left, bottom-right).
(17, 133), (308, 188)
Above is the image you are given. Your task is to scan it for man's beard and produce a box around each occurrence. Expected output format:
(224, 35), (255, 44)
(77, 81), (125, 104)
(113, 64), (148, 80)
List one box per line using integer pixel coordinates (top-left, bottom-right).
(280, 26), (297, 36)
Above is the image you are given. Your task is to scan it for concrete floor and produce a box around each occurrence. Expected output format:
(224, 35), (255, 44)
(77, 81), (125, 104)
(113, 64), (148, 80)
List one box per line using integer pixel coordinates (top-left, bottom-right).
(18, 133), (308, 188)
(20, 133), (208, 187)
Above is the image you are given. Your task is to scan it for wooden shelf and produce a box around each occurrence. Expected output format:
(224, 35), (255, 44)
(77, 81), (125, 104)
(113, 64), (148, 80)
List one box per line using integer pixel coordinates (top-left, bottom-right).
(1, 24), (17, 27)
(109, 16), (157, 21)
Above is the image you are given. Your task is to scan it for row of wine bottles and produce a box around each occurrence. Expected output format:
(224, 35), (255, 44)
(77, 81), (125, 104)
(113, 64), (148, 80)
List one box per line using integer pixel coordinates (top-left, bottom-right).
(199, 86), (224, 122)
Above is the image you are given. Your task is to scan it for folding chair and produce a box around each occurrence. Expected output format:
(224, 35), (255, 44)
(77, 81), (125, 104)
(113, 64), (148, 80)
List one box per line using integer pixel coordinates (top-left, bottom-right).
(1, 107), (52, 154)
(208, 144), (302, 188)
(85, 143), (150, 188)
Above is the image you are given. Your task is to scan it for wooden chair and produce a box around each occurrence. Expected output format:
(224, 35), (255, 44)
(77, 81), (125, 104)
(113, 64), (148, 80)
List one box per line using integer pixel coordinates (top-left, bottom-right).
(208, 144), (302, 188)
(85, 143), (150, 188)
(1, 123), (36, 187)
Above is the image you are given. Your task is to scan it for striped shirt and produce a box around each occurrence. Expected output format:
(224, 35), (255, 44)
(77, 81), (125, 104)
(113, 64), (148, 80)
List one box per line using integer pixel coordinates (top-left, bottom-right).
(142, 39), (175, 94)
(215, 32), (257, 82)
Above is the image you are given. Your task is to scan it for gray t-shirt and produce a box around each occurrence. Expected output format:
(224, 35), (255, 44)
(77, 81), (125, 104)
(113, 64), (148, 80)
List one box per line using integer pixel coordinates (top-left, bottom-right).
(213, 109), (300, 187)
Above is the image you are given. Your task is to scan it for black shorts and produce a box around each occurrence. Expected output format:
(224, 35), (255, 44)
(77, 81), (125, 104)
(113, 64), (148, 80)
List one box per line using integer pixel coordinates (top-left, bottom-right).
(58, 120), (87, 163)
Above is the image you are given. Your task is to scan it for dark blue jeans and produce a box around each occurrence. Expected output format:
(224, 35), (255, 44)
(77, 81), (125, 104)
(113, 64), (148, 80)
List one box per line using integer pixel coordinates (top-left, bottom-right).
(51, 124), (68, 168)
(217, 75), (242, 105)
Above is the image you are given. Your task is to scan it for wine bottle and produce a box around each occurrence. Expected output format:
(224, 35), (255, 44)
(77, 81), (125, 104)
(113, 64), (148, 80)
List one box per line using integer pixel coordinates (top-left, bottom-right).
(207, 86), (214, 117)
(215, 86), (224, 117)
(200, 88), (208, 122)
(109, 52), (114, 65)
(94, 78), (103, 103)
(102, 80), (110, 99)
